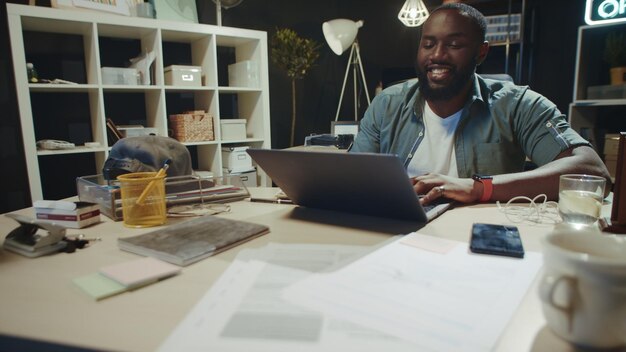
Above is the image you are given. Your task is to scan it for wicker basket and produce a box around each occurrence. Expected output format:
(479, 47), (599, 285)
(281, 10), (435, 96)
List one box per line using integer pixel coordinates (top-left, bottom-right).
(169, 110), (214, 142)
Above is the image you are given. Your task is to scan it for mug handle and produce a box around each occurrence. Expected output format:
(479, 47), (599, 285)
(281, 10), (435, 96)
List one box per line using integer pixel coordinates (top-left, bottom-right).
(539, 274), (577, 332)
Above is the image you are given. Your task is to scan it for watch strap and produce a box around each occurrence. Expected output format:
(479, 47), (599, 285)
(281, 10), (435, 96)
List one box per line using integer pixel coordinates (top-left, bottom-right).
(479, 178), (493, 202)
(472, 174), (493, 202)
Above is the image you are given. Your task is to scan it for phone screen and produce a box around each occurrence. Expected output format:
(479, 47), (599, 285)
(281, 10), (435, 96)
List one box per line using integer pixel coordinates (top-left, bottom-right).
(469, 223), (524, 258)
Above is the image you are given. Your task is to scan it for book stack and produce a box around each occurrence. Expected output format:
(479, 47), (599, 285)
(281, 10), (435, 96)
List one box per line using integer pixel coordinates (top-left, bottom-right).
(34, 200), (100, 228)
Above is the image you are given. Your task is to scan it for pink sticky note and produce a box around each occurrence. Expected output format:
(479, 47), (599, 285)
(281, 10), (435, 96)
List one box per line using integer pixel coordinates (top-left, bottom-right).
(99, 257), (181, 288)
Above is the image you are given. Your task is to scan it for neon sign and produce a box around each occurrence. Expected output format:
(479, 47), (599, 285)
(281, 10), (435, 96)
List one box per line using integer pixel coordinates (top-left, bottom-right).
(586, 0), (626, 25)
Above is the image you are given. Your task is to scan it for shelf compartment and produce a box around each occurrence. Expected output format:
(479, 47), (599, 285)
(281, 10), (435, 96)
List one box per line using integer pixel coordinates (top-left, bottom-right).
(22, 30), (93, 85)
(161, 31), (215, 87)
(39, 152), (104, 200)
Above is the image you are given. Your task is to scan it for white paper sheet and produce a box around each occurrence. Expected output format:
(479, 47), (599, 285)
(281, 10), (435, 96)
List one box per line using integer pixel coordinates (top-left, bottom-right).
(282, 233), (543, 351)
(159, 243), (418, 352)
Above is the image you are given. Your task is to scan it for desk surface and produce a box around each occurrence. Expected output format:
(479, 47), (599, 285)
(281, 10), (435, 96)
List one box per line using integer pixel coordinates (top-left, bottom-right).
(0, 188), (587, 351)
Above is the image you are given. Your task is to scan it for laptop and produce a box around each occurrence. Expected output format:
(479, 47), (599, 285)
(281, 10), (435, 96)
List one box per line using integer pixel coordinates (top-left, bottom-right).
(246, 149), (452, 222)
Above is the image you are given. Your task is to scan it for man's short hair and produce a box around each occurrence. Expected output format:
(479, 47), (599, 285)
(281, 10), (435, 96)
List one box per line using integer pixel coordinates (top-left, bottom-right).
(430, 3), (487, 43)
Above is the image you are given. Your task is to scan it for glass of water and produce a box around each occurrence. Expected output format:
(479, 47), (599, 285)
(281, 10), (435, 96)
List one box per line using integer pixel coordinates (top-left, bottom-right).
(558, 174), (606, 226)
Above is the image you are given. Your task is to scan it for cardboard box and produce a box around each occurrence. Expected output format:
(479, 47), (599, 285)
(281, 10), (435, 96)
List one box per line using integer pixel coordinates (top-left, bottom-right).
(228, 60), (259, 87)
(604, 133), (621, 156)
(221, 146), (252, 173)
(34, 200), (101, 228)
(220, 119), (247, 140)
(164, 65), (202, 86)
(605, 154), (617, 179)
(101, 67), (139, 85)
(587, 84), (626, 100)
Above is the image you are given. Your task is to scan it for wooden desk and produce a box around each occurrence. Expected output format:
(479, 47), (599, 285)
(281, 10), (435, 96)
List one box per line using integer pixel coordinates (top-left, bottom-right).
(0, 188), (589, 351)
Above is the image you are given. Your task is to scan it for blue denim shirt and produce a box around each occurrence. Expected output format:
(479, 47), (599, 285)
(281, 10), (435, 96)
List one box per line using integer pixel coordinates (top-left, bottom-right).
(349, 75), (590, 177)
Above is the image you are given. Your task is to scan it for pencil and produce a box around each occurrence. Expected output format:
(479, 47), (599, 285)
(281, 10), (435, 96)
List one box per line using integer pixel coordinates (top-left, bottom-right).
(136, 160), (170, 206)
(249, 198), (294, 205)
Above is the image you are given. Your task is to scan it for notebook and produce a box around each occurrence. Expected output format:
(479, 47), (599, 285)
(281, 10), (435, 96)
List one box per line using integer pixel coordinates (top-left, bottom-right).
(247, 149), (451, 222)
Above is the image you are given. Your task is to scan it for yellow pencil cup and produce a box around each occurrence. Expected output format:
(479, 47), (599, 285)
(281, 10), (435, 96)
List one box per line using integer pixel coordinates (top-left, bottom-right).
(117, 172), (166, 228)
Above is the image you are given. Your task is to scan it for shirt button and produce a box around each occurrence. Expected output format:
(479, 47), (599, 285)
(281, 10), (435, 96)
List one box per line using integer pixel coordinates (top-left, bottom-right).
(546, 122), (552, 127)
(408, 153), (413, 158)
(418, 132), (423, 137)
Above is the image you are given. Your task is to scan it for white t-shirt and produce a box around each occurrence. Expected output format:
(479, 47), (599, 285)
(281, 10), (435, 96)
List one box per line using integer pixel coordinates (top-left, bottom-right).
(407, 102), (461, 178)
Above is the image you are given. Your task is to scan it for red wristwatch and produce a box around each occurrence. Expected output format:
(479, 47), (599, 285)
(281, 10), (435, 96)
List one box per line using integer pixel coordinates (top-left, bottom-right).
(472, 174), (493, 202)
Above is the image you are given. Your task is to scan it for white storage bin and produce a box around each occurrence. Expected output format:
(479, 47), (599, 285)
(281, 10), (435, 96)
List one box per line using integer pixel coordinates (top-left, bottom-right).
(228, 60), (259, 87)
(222, 146), (252, 172)
(101, 67), (139, 85)
(223, 168), (257, 187)
(120, 127), (159, 138)
(220, 119), (247, 140)
(164, 65), (202, 86)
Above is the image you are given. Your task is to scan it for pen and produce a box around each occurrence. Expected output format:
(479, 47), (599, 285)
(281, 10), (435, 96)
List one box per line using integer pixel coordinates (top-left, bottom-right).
(136, 160), (170, 206)
(249, 198), (294, 205)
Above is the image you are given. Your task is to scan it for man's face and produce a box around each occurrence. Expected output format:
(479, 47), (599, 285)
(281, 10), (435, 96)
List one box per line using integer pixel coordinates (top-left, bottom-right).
(416, 9), (486, 101)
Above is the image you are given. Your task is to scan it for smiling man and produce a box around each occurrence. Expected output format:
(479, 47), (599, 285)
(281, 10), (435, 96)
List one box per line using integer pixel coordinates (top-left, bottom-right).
(350, 3), (610, 204)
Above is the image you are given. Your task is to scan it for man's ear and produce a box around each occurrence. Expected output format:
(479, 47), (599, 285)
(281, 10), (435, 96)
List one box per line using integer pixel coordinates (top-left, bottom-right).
(476, 41), (489, 66)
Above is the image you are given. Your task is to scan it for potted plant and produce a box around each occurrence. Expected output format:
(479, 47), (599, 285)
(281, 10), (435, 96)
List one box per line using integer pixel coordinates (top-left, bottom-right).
(270, 28), (320, 146)
(604, 31), (626, 85)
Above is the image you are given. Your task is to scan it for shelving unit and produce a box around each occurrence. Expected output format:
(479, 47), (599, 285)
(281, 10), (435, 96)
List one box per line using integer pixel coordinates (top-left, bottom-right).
(7, 3), (271, 202)
(470, 0), (529, 84)
(568, 21), (626, 155)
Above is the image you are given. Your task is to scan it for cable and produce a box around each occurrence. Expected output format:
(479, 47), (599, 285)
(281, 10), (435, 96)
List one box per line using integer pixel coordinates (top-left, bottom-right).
(496, 194), (561, 224)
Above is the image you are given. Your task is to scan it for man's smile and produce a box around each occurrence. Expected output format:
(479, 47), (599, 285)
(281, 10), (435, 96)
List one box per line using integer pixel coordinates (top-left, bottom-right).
(427, 65), (454, 83)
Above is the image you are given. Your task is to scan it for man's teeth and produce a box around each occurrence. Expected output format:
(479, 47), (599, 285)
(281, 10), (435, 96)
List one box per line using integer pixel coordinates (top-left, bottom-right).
(430, 68), (449, 74)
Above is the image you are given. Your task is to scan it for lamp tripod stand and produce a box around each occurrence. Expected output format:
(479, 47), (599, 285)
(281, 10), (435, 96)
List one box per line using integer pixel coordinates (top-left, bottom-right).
(334, 41), (371, 121)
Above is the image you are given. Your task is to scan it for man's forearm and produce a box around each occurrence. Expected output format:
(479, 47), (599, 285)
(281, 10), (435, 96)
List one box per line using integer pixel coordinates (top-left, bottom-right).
(491, 146), (612, 201)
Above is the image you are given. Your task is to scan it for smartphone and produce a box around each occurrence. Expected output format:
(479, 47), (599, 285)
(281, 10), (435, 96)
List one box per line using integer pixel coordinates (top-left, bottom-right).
(470, 223), (524, 258)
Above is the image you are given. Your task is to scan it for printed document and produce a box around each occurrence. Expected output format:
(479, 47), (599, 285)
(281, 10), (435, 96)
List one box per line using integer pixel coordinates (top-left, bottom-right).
(159, 234), (542, 351)
(159, 242), (417, 351)
(283, 233), (543, 351)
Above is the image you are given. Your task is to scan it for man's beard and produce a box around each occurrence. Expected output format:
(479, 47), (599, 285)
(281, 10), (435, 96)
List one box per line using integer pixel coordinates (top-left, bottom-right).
(415, 59), (476, 101)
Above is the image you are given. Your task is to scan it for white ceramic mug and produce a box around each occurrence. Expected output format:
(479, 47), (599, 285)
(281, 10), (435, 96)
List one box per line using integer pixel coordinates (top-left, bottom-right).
(539, 230), (626, 349)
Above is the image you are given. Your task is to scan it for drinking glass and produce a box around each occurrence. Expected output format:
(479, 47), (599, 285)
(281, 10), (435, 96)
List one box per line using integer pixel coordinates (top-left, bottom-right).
(558, 174), (606, 226)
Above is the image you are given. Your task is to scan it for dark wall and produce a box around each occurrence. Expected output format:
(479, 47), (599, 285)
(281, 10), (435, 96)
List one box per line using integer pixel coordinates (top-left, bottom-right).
(0, 0), (586, 212)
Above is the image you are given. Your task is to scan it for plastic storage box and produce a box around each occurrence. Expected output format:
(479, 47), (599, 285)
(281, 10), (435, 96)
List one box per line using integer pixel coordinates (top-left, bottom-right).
(77, 174), (250, 221)
(164, 65), (202, 86)
(228, 60), (259, 87)
(220, 119), (247, 140)
(101, 67), (139, 85)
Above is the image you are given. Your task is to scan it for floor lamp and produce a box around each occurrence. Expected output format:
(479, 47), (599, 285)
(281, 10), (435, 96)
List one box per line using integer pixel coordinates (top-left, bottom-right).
(322, 19), (371, 121)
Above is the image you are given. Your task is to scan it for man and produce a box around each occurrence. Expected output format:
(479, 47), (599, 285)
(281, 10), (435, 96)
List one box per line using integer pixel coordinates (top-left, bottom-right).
(350, 3), (610, 204)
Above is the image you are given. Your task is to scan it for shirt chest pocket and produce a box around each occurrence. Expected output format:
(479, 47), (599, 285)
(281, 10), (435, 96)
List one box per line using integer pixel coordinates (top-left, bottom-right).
(475, 142), (525, 175)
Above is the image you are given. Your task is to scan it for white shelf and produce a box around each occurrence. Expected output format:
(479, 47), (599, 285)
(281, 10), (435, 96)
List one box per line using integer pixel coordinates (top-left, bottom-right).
(7, 3), (272, 202)
(568, 21), (626, 152)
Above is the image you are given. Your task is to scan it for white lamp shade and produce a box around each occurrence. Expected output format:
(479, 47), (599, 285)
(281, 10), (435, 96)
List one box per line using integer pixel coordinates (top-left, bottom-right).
(398, 0), (429, 27)
(322, 19), (363, 55)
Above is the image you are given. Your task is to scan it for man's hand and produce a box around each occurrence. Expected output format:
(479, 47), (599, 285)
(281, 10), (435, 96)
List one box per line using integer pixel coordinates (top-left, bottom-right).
(412, 174), (480, 205)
